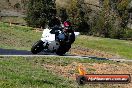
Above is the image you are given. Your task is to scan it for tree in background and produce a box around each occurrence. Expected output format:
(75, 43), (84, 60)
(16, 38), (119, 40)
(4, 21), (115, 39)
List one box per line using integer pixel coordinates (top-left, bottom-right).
(5, 0), (11, 8)
(58, 8), (68, 22)
(25, 0), (131, 39)
(14, 3), (21, 11)
(25, 0), (55, 28)
(90, 0), (112, 37)
(116, 0), (130, 28)
(66, 0), (81, 30)
(90, 0), (131, 39)
(21, 0), (29, 11)
(56, 0), (89, 32)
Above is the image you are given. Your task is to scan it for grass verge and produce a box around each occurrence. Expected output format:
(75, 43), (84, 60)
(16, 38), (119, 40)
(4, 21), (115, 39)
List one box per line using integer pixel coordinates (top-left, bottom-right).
(0, 57), (75, 88)
(0, 22), (42, 50)
(73, 35), (132, 59)
(1, 56), (130, 88)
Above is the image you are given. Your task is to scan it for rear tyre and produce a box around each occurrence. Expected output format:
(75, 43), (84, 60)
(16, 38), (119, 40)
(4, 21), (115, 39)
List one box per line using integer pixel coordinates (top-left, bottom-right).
(69, 32), (75, 44)
(31, 40), (44, 54)
(56, 44), (71, 56)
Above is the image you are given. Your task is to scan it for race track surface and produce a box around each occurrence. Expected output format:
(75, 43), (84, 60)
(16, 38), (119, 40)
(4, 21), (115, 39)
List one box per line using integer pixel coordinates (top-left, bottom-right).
(0, 48), (132, 62)
(0, 48), (56, 55)
(0, 48), (108, 60)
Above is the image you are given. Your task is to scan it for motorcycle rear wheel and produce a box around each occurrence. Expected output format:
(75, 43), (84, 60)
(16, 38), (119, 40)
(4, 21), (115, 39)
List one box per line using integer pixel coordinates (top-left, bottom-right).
(31, 40), (44, 54)
(56, 44), (71, 56)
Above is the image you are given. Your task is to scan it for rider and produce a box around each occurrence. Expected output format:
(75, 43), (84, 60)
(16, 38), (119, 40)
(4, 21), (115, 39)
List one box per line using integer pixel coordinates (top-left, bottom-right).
(63, 20), (75, 44)
(48, 9), (75, 44)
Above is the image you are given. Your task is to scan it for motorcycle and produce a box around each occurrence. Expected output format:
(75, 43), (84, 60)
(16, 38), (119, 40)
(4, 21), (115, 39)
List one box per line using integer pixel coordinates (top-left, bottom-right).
(31, 25), (79, 55)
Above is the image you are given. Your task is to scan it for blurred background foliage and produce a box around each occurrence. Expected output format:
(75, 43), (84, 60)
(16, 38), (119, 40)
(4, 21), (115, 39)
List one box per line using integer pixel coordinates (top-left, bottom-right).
(0, 0), (132, 40)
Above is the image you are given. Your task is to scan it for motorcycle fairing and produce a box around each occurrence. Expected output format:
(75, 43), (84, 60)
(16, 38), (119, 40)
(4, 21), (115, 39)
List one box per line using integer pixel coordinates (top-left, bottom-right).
(41, 28), (59, 52)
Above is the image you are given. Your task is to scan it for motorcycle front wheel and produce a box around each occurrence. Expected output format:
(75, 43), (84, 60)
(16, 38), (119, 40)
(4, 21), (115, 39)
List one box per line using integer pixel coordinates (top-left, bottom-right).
(31, 40), (44, 54)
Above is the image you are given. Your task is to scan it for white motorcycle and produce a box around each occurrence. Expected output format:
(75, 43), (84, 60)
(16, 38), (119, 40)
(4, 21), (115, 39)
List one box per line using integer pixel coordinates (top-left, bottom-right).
(31, 25), (79, 55)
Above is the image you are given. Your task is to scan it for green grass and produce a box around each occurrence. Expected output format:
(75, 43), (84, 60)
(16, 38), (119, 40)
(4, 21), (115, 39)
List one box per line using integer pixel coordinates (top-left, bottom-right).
(29, 56), (115, 66)
(73, 35), (132, 59)
(0, 56), (124, 88)
(0, 22), (42, 50)
(0, 57), (76, 88)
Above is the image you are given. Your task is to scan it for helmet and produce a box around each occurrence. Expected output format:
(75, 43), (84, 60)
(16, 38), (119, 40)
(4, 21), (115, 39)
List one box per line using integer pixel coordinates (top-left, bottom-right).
(64, 21), (71, 27)
(63, 21), (72, 32)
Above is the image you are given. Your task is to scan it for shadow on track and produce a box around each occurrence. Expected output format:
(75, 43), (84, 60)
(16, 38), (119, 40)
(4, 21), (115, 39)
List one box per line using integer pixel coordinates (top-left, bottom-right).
(0, 48), (32, 55)
(0, 48), (51, 55)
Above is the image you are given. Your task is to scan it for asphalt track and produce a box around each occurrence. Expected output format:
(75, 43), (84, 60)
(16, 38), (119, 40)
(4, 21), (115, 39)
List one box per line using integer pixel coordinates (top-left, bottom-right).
(0, 48), (132, 62)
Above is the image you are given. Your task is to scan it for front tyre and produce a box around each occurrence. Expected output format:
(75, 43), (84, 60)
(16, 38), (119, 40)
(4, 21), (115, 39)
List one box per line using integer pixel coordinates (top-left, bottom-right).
(31, 40), (44, 54)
